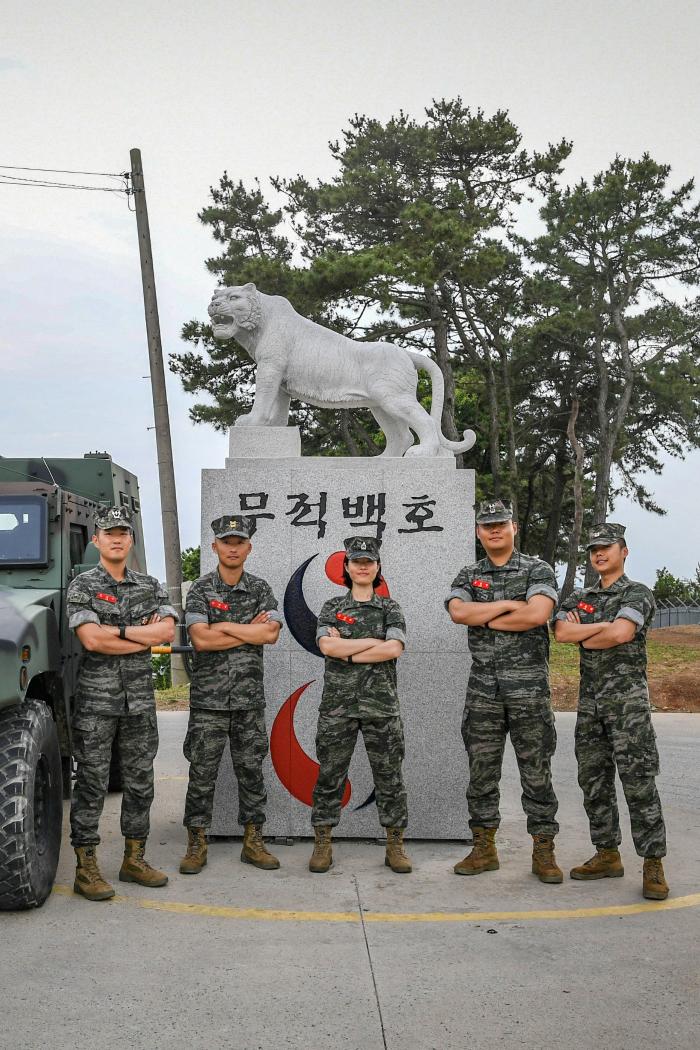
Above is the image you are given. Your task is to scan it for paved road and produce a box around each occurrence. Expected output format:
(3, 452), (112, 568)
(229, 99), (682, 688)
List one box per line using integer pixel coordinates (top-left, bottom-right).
(2, 712), (699, 1050)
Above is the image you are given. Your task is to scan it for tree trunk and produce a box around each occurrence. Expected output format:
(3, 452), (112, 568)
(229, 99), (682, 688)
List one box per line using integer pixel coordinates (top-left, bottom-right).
(519, 469), (536, 549)
(496, 339), (519, 521)
(426, 286), (464, 468)
(563, 398), (585, 598)
(586, 306), (636, 584)
(340, 410), (362, 456)
(541, 435), (569, 567)
(349, 411), (382, 456)
(448, 285), (502, 493)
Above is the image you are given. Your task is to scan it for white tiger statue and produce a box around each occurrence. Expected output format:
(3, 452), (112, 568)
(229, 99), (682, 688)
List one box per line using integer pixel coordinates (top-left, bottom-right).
(208, 283), (476, 458)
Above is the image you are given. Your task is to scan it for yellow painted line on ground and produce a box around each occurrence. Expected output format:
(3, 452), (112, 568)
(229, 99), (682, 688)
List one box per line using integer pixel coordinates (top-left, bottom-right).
(51, 885), (700, 923)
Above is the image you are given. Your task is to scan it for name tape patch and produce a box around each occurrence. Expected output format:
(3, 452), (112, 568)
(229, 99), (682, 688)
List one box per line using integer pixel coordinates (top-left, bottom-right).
(336, 612), (356, 624)
(210, 600), (230, 611)
(96, 592), (117, 604)
(473, 579), (491, 590)
(577, 601), (595, 614)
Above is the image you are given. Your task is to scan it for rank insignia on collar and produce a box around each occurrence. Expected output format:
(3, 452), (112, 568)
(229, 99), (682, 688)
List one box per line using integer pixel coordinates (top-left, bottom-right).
(96, 592), (117, 603)
(577, 601), (595, 614)
(473, 579), (491, 590)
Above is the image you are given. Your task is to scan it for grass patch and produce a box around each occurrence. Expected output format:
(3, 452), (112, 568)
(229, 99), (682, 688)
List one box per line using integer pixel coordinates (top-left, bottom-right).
(549, 637), (700, 682)
(549, 626), (700, 711)
(155, 684), (190, 709)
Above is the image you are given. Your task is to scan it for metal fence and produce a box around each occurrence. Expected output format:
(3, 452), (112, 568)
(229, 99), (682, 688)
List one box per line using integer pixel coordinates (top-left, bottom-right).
(652, 600), (700, 629)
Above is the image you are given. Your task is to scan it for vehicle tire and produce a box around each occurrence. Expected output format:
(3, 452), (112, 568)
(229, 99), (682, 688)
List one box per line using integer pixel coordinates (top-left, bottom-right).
(0, 699), (63, 910)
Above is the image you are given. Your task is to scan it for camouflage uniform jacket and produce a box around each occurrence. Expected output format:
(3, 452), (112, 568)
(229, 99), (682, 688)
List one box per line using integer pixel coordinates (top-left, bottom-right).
(315, 592), (407, 719)
(67, 564), (177, 716)
(446, 552), (559, 699)
(185, 569), (282, 711)
(554, 574), (655, 708)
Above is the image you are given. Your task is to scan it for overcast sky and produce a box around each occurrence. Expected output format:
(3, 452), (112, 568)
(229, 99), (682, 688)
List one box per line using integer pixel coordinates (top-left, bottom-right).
(2, 0), (699, 586)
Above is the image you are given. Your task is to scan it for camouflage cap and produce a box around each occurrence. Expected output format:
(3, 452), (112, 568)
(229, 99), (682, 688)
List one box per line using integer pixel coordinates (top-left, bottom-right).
(476, 499), (513, 525)
(95, 505), (134, 531)
(211, 514), (257, 540)
(344, 536), (381, 561)
(586, 522), (627, 549)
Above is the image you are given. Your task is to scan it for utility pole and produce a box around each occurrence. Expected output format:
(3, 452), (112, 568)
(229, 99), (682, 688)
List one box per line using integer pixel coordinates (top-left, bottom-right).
(129, 147), (187, 686)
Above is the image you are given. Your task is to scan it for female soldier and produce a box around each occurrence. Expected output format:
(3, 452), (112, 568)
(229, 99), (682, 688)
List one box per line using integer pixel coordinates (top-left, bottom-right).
(309, 536), (411, 874)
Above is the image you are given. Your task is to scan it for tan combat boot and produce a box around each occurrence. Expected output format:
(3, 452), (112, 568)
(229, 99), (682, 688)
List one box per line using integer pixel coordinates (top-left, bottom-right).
(74, 846), (115, 901)
(570, 847), (624, 880)
(454, 827), (499, 876)
(241, 823), (280, 870)
(643, 857), (669, 900)
(119, 838), (168, 887)
(385, 828), (412, 874)
(309, 826), (333, 873)
(531, 834), (563, 884)
(179, 827), (208, 875)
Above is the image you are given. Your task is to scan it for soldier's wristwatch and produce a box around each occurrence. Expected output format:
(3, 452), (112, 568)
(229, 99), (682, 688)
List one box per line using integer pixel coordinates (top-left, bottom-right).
(119, 625), (127, 640)
(347, 654), (353, 664)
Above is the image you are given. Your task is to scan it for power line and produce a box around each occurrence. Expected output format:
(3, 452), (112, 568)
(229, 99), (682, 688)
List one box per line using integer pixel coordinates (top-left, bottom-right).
(0, 163), (128, 180)
(0, 172), (128, 194)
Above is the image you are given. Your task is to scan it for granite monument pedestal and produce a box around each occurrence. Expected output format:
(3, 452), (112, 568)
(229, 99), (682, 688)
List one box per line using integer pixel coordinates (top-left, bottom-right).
(202, 427), (474, 839)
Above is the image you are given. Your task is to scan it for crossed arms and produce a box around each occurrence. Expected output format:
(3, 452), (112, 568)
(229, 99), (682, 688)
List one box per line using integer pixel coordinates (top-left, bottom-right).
(553, 609), (636, 649)
(319, 627), (404, 664)
(76, 613), (176, 655)
(447, 595), (554, 631)
(188, 611), (281, 652)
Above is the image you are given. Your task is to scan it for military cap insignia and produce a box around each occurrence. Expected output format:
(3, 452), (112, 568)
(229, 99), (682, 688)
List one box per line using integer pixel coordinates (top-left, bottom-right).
(475, 499), (513, 524)
(344, 535), (380, 560)
(211, 514), (255, 539)
(585, 521), (626, 549)
(96, 504), (133, 530)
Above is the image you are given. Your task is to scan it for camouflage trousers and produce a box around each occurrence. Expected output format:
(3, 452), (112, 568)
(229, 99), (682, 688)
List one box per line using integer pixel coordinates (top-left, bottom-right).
(462, 691), (559, 836)
(311, 711), (408, 828)
(575, 697), (666, 858)
(183, 707), (268, 828)
(70, 709), (158, 846)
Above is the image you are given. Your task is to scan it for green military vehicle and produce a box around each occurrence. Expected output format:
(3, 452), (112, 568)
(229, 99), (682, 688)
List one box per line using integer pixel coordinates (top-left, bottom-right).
(0, 452), (147, 909)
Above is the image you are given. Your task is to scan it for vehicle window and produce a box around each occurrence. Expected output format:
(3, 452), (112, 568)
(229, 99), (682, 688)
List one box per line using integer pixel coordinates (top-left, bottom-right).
(69, 523), (88, 567)
(0, 496), (49, 566)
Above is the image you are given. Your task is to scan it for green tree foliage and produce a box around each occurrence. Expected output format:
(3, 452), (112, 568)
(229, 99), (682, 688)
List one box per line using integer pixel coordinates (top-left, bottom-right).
(151, 653), (171, 690)
(172, 104), (700, 577)
(181, 546), (201, 582)
(653, 566), (700, 603)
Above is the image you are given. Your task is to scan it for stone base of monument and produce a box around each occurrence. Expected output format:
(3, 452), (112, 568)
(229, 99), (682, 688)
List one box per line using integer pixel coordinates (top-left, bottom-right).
(203, 426), (474, 840)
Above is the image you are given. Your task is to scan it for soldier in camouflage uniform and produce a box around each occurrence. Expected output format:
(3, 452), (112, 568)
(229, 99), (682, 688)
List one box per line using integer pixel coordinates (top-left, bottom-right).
(446, 499), (562, 883)
(67, 505), (177, 901)
(554, 522), (669, 900)
(180, 514), (283, 874)
(310, 536), (411, 874)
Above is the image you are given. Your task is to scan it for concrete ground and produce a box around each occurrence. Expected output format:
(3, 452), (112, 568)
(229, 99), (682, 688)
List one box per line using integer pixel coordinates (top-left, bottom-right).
(2, 712), (699, 1050)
